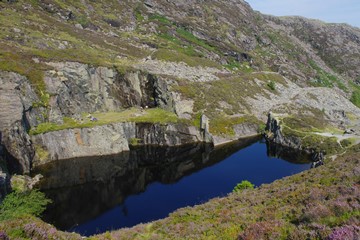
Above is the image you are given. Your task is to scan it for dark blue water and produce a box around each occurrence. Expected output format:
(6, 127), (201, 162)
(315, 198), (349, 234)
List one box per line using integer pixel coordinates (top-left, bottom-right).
(57, 140), (311, 236)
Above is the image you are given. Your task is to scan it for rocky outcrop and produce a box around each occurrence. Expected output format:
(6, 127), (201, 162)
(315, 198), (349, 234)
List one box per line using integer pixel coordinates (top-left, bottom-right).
(265, 112), (327, 161)
(200, 114), (213, 143)
(0, 71), (38, 173)
(135, 59), (224, 82)
(31, 122), (204, 165)
(265, 112), (302, 149)
(2, 122), (35, 173)
(44, 62), (176, 123)
(213, 122), (260, 146)
(0, 63), (189, 173)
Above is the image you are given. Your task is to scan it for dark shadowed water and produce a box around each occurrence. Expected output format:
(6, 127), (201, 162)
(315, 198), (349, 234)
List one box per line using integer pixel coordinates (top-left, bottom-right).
(33, 138), (312, 236)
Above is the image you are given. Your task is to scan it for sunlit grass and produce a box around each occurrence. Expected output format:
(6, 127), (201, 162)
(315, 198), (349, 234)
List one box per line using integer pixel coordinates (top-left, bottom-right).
(29, 108), (179, 135)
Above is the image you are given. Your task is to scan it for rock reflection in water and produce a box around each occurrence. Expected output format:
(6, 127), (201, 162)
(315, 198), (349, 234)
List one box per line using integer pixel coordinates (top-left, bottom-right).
(266, 141), (313, 164)
(33, 137), (258, 231)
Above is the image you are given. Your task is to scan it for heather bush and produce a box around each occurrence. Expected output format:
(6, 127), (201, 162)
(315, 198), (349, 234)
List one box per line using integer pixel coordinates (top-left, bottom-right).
(0, 232), (9, 240)
(327, 225), (360, 240)
(23, 223), (57, 240)
(238, 221), (283, 240)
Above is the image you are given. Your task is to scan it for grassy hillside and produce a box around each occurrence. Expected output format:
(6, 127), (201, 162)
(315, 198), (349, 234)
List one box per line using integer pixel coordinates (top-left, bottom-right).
(0, 0), (359, 94)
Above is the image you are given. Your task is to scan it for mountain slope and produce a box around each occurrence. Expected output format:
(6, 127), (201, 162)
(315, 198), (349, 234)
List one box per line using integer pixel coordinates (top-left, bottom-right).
(0, 0), (359, 171)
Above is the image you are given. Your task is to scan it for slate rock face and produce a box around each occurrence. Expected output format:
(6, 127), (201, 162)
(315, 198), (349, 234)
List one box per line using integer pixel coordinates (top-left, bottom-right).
(44, 62), (169, 122)
(31, 122), (203, 165)
(0, 71), (38, 173)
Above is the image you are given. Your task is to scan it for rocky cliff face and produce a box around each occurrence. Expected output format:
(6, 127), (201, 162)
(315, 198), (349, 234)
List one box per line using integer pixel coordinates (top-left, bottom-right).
(44, 62), (172, 123)
(0, 71), (38, 173)
(31, 122), (204, 165)
(265, 112), (302, 150)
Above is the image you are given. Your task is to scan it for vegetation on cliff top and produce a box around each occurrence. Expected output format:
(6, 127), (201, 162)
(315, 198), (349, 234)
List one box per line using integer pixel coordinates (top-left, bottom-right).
(29, 108), (179, 135)
(273, 112), (357, 155)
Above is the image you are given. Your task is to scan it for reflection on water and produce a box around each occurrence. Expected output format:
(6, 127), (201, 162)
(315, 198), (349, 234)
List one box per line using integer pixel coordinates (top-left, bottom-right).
(33, 137), (311, 236)
(266, 141), (313, 164)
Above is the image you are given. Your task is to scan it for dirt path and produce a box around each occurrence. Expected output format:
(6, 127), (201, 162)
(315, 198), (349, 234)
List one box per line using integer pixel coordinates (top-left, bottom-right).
(314, 132), (360, 145)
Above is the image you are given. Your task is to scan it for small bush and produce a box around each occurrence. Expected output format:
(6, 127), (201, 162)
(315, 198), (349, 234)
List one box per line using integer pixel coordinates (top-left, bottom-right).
(0, 190), (51, 221)
(327, 225), (360, 240)
(267, 80), (276, 91)
(258, 123), (266, 134)
(340, 139), (353, 148)
(233, 180), (255, 192)
(129, 138), (142, 146)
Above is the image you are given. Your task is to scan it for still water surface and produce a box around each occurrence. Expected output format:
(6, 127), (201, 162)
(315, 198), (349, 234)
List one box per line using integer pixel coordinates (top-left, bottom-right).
(34, 138), (311, 236)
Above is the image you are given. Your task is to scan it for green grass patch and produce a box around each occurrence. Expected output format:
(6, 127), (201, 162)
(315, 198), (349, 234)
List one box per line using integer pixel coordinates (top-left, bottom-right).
(281, 111), (329, 132)
(129, 138), (142, 146)
(210, 115), (260, 136)
(34, 144), (49, 162)
(0, 50), (48, 95)
(282, 126), (342, 154)
(173, 74), (279, 117)
(157, 33), (201, 57)
(30, 108), (179, 135)
(350, 89), (360, 108)
(176, 27), (216, 52)
(309, 60), (347, 91)
(149, 14), (172, 25)
(224, 61), (253, 73)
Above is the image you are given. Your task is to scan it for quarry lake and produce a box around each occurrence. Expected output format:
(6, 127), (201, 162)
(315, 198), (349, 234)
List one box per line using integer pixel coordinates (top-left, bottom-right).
(33, 137), (312, 236)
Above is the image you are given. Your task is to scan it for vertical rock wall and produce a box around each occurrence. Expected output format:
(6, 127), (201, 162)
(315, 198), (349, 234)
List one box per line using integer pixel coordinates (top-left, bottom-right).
(44, 62), (175, 124)
(31, 122), (205, 166)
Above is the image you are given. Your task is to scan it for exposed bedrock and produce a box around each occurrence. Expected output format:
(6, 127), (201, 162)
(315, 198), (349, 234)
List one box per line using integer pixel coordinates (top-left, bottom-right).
(31, 122), (205, 166)
(0, 63), (182, 173)
(264, 112), (324, 161)
(0, 71), (38, 174)
(44, 62), (176, 124)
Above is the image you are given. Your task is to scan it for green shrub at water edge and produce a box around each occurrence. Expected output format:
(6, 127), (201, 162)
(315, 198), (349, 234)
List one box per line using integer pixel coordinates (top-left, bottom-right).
(233, 180), (255, 192)
(0, 190), (51, 221)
